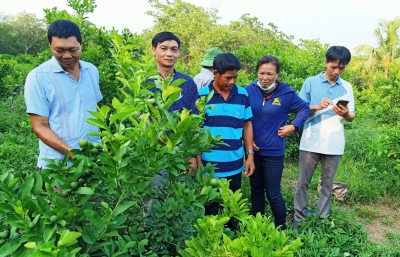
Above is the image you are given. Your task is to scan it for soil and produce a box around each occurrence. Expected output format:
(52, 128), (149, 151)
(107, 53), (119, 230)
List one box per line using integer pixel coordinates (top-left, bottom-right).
(363, 203), (400, 243)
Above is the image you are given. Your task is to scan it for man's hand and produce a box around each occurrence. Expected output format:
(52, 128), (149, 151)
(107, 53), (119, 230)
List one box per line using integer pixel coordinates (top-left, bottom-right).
(331, 104), (355, 122)
(318, 98), (334, 110)
(332, 103), (349, 116)
(253, 142), (259, 151)
(244, 154), (255, 177)
(277, 124), (295, 138)
(29, 114), (73, 155)
(186, 157), (198, 174)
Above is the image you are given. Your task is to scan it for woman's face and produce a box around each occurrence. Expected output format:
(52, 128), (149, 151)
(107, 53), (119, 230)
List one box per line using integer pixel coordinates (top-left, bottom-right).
(257, 63), (278, 87)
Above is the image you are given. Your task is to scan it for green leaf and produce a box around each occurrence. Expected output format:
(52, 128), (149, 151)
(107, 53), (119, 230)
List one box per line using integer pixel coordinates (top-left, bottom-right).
(57, 230), (82, 246)
(112, 201), (137, 217)
(18, 178), (34, 196)
(138, 239), (148, 254)
(84, 209), (105, 230)
(32, 171), (43, 195)
(75, 187), (94, 195)
(8, 177), (20, 188)
(86, 118), (106, 129)
(112, 97), (122, 110)
(109, 109), (140, 125)
(24, 242), (39, 249)
(169, 78), (186, 88)
(99, 105), (111, 117)
(98, 152), (115, 167)
(43, 224), (57, 242)
(0, 203), (14, 213)
(207, 90), (215, 103)
(164, 111), (177, 132)
(88, 110), (105, 122)
(81, 229), (96, 244)
(162, 85), (182, 102)
(0, 239), (23, 257)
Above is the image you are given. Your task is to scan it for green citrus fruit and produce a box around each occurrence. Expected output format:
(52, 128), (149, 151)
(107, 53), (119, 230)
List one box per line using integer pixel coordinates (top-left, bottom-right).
(78, 139), (89, 148)
(209, 178), (218, 187)
(78, 178), (86, 185)
(90, 148), (98, 155)
(93, 143), (100, 149)
(70, 182), (78, 190)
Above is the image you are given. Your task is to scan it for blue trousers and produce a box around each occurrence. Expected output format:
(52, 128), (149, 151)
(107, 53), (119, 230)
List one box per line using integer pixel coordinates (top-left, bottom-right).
(250, 154), (286, 229)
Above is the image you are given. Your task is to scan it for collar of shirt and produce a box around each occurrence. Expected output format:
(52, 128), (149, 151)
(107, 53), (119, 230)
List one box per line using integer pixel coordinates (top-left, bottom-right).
(208, 83), (239, 97)
(319, 72), (342, 86)
(50, 56), (88, 73)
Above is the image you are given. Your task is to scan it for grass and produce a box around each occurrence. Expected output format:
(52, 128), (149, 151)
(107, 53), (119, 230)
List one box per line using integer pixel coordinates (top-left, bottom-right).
(0, 95), (38, 173)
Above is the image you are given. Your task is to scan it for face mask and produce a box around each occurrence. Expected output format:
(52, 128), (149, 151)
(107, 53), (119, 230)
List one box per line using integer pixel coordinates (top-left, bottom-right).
(257, 80), (276, 91)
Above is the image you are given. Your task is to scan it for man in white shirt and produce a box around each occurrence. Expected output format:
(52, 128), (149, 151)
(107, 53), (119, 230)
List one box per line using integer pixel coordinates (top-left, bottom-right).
(193, 47), (222, 90)
(293, 46), (355, 229)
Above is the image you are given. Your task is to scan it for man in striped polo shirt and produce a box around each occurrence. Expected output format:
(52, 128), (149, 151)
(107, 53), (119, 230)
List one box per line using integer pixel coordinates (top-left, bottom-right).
(198, 53), (255, 222)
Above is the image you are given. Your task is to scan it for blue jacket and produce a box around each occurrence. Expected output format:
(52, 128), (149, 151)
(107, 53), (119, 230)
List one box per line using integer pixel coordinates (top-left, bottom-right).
(245, 80), (310, 156)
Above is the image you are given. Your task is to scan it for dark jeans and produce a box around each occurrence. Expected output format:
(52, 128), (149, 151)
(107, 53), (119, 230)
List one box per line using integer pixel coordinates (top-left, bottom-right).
(250, 154), (286, 229)
(205, 172), (242, 230)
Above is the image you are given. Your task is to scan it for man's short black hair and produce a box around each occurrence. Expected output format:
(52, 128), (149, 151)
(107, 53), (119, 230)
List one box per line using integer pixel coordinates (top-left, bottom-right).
(47, 20), (82, 44)
(326, 46), (351, 66)
(151, 31), (181, 48)
(213, 52), (242, 74)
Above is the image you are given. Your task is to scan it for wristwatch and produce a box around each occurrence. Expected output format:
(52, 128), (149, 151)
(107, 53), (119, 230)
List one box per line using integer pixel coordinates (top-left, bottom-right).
(246, 150), (254, 155)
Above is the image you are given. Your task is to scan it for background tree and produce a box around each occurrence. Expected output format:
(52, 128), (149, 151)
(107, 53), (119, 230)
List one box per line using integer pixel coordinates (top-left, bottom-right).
(353, 18), (400, 78)
(0, 12), (48, 55)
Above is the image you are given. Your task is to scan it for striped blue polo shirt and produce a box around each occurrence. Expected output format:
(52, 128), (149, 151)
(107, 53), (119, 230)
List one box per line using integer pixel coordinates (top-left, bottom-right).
(199, 83), (253, 178)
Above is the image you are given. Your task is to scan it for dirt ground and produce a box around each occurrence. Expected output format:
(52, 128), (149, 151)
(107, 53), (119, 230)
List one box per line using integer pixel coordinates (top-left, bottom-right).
(363, 203), (400, 243)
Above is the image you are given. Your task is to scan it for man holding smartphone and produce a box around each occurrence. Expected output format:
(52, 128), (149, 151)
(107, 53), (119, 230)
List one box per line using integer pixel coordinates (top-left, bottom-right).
(293, 46), (355, 229)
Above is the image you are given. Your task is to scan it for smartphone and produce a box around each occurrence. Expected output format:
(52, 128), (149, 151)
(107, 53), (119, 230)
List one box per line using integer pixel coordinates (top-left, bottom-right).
(336, 100), (349, 107)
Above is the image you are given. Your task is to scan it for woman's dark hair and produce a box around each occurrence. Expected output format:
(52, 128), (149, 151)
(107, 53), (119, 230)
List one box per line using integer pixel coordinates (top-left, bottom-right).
(256, 54), (280, 74)
(47, 20), (82, 44)
(326, 46), (351, 66)
(152, 31), (181, 49)
(213, 52), (241, 74)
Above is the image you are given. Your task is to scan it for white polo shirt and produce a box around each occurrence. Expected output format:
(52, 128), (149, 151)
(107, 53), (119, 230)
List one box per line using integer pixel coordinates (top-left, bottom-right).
(298, 73), (355, 155)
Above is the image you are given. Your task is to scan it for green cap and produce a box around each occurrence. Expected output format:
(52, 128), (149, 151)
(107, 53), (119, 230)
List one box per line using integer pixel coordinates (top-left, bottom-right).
(199, 47), (223, 67)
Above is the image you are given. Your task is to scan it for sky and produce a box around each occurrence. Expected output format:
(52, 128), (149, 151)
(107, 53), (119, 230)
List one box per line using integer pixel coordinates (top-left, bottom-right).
(1, 0), (400, 53)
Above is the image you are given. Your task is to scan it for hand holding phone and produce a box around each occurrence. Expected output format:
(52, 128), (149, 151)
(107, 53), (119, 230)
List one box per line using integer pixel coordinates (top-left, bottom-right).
(336, 100), (349, 107)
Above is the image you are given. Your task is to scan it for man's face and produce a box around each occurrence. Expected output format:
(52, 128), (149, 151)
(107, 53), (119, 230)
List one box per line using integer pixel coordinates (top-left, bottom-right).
(324, 59), (346, 82)
(50, 36), (82, 70)
(213, 70), (238, 92)
(152, 40), (179, 69)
